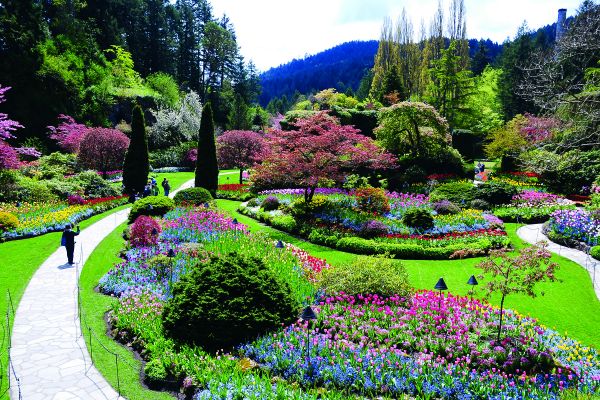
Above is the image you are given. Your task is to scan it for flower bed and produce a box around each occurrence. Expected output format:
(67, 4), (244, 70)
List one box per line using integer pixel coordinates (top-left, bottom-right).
(547, 209), (600, 247)
(0, 196), (127, 240)
(215, 183), (254, 201)
(238, 189), (509, 259)
(492, 190), (575, 223)
(241, 291), (600, 399)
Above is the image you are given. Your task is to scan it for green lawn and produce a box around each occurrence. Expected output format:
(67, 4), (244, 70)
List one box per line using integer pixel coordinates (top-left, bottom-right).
(217, 199), (600, 350)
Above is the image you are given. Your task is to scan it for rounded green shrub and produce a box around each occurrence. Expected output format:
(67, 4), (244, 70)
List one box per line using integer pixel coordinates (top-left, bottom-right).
(475, 181), (518, 205)
(591, 246), (600, 261)
(355, 187), (390, 215)
(173, 187), (213, 206)
(161, 252), (298, 351)
(432, 200), (460, 215)
(290, 195), (331, 219)
(0, 212), (19, 232)
(129, 196), (175, 222)
(359, 220), (389, 238)
(470, 199), (491, 210)
(260, 196), (280, 211)
(402, 208), (434, 230)
(429, 181), (475, 205)
(318, 256), (411, 298)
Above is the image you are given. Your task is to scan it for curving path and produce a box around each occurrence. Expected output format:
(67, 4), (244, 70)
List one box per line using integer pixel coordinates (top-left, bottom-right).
(10, 179), (194, 400)
(517, 223), (600, 302)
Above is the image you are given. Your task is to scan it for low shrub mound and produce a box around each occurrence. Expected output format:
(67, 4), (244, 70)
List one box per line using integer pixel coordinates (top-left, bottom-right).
(475, 181), (519, 205)
(470, 199), (490, 210)
(129, 196), (175, 222)
(0, 211), (18, 232)
(402, 208), (434, 230)
(290, 195), (331, 219)
(429, 181), (475, 205)
(432, 200), (460, 215)
(173, 187), (213, 206)
(359, 220), (388, 238)
(355, 187), (390, 215)
(591, 246), (600, 261)
(162, 252), (298, 351)
(260, 195), (280, 211)
(318, 256), (411, 298)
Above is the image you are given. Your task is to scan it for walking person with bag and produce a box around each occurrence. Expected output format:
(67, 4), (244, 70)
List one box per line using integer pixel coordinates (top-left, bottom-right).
(61, 224), (80, 265)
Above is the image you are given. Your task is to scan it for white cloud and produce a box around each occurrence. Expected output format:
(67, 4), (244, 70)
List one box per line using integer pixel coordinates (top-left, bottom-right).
(210, 0), (582, 71)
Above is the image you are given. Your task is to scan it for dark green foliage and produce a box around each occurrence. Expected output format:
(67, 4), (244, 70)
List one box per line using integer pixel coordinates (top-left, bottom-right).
(433, 200), (461, 215)
(330, 106), (378, 137)
(429, 182), (476, 205)
(71, 171), (121, 199)
(451, 129), (484, 161)
(470, 199), (491, 211)
(540, 150), (600, 195)
(161, 252), (298, 351)
(261, 196), (280, 211)
(475, 181), (518, 205)
(359, 220), (389, 238)
(195, 103), (218, 195)
(143, 358), (168, 387)
(173, 187), (213, 206)
(149, 142), (197, 169)
(319, 256), (411, 298)
(123, 105), (150, 195)
(402, 208), (434, 230)
(129, 196), (174, 223)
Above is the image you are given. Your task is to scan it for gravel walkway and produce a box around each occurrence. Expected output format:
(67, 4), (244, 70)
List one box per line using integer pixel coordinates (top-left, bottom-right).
(516, 223), (600, 302)
(10, 179), (194, 400)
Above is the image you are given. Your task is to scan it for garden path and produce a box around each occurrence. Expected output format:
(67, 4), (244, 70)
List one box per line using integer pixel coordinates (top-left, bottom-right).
(9, 179), (194, 400)
(517, 224), (600, 302)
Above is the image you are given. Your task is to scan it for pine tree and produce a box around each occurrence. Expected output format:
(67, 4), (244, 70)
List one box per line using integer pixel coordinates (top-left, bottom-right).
(123, 105), (150, 195)
(195, 102), (218, 195)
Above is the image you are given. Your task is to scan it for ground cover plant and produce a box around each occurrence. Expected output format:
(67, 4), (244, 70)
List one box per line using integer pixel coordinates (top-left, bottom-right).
(240, 188), (509, 259)
(0, 195), (127, 240)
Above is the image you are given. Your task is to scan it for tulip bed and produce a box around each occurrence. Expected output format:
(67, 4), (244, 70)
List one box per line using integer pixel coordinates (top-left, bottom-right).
(492, 190), (575, 223)
(0, 196), (128, 240)
(239, 189), (509, 259)
(101, 206), (600, 399)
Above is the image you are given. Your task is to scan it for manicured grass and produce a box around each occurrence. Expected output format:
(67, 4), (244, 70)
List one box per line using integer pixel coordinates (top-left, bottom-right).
(149, 171), (195, 194)
(217, 199), (600, 350)
(218, 169), (239, 185)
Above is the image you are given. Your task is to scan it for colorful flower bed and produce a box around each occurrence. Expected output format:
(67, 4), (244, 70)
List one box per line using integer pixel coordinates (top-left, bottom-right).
(493, 190), (575, 224)
(0, 196), (127, 240)
(215, 183), (254, 201)
(548, 209), (600, 247)
(239, 189), (508, 258)
(241, 291), (600, 399)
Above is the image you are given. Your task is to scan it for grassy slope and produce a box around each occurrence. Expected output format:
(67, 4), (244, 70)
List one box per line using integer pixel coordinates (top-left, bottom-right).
(217, 199), (600, 350)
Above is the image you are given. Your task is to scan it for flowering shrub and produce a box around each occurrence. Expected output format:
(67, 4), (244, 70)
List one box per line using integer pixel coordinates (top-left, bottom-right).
(359, 220), (388, 238)
(355, 187), (390, 215)
(130, 216), (161, 247)
(242, 291), (600, 399)
(402, 208), (434, 230)
(67, 195), (85, 205)
(0, 211), (18, 231)
(433, 199), (460, 215)
(512, 190), (567, 207)
(218, 184), (248, 192)
(261, 196), (280, 211)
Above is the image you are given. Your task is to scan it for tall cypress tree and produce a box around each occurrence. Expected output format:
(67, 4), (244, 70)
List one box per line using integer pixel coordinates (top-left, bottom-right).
(195, 102), (218, 195)
(123, 105), (150, 196)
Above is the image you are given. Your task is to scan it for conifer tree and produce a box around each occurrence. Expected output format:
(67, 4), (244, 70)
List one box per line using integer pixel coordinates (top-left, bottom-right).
(195, 102), (218, 195)
(123, 105), (150, 195)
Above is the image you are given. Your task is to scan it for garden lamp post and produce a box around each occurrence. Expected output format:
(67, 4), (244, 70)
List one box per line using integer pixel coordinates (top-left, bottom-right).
(467, 275), (478, 302)
(275, 240), (284, 249)
(301, 305), (317, 370)
(434, 277), (448, 309)
(232, 218), (238, 225)
(167, 248), (176, 291)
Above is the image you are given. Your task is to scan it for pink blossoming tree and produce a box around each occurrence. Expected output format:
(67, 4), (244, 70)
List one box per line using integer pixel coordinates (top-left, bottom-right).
(252, 113), (396, 202)
(47, 114), (91, 154)
(78, 128), (130, 178)
(0, 85), (39, 168)
(217, 130), (265, 184)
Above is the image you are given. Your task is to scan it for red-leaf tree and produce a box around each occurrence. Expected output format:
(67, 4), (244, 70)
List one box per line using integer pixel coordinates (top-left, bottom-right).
(78, 128), (130, 178)
(0, 85), (39, 169)
(252, 113), (396, 202)
(47, 114), (91, 154)
(217, 130), (265, 184)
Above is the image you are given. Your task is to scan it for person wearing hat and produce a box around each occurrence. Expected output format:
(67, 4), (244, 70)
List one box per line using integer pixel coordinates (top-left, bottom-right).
(61, 224), (80, 265)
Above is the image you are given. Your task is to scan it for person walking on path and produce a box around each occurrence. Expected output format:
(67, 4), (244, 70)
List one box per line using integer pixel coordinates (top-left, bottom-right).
(61, 224), (80, 265)
(162, 178), (171, 196)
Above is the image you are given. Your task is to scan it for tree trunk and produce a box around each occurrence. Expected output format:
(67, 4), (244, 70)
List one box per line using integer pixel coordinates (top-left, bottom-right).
(497, 295), (505, 343)
(239, 168), (243, 185)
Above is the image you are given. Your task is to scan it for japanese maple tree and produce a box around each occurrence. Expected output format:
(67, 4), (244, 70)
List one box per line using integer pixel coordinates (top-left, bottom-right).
(78, 128), (130, 178)
(0, 85), (39, 169)
(217, 130), (265, 184)
(47, 114), (90, 154)
(253, 113), (396, 202)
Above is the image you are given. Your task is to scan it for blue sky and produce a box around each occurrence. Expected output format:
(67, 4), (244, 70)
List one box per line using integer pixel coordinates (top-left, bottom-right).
(210, 0), (583, 71)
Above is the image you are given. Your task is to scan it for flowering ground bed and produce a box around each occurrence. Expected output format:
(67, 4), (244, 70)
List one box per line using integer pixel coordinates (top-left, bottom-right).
(100, 206), (600, 399)
(238, 188), (509, 259)
(0, 196), (127, 240)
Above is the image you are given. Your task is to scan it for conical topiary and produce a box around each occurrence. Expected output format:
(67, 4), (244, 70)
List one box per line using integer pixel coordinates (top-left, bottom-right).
(194, 102), (218, 195)
(123, 104), (150, 195)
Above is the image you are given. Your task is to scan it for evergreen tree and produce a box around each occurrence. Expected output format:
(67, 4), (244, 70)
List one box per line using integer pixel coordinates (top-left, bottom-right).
(195, 102), (218, 195)
(471, 40), (491, 76)
(123, 105), (150, 195)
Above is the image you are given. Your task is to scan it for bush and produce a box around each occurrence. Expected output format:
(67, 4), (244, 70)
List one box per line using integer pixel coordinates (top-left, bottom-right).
(14, 177), (58, 202)
(475, 181), (518, 205)
(591, 246), (600, 261)
(161, 252), (297, 351)
(290, 195), (331, 219)
(355, 187), (390, 215)
(270, 215), (297, 232)
(261, 196), (280, 211)
(429, 182), (475, 205)
(143, 358), (168, 388)
(129, 196), (175, 222)
(0, 212), (19, 232)
(402, 208), (434, 230)
(470, 199), (491, 210)
(72, 171), (121, 198)
(359, 220), (389, 238)
(173, 187), (213, 206)
(318, 256), (411, 298)
(246, 198), (260, 207)
(130, 216), (161, 247)
(433, 200), (460, 215)
(45, 178), (83, 199)
(38, 152), (77, 179)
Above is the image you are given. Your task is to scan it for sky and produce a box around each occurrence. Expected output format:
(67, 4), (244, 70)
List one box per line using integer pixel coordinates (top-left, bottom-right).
(210, 0), (583, 72)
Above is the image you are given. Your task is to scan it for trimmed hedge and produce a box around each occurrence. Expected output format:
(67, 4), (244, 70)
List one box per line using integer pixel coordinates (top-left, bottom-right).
(129, 196), (175, 222)
(173, 187), (213, 206)
(591, 246), (600, 261)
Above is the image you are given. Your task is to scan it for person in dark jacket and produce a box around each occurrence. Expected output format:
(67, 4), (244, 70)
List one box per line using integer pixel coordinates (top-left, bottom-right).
(161, 178), (171, 196)
(62, 224), (80, 265)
